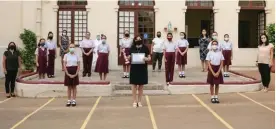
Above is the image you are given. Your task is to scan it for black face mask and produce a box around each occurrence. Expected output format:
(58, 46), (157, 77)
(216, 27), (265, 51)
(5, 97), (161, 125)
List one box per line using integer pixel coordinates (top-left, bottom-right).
(125, 34), (129, 37)
(157, 34), (161, 38)
(8, 45), (16, 50)
(48, 36), (53, 40)
(135, 40), (142, 45)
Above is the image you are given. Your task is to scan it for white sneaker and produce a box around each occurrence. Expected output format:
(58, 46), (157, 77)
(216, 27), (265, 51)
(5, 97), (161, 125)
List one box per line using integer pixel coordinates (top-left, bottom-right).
(133, 102), (137, 108)
(138, 102), (142, 107)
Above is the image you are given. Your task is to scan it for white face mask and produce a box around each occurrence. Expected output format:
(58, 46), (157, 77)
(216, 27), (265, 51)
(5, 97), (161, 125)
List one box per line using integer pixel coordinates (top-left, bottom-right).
(69, 48), (75, 53)
(180, 36), (184, 39)
(212, 45), (218, 50)
(224, 38), (229, 41)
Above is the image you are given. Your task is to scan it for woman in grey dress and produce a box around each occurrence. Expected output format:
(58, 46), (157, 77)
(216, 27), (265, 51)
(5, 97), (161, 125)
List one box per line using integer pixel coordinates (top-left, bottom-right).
(59, 30), (70, 71)
(198, 29), (210, 72)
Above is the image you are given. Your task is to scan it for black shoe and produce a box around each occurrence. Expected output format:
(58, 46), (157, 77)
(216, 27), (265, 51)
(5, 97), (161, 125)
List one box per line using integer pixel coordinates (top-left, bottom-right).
(122, 75), (127, 78)
(6, 95), (10, 98)
(11, 94), (16, 97)
(179, 75), (182, 78)
(182, 74), (186, 78)
(88, 73), (91, 77)
(211, 98), (216, 103)
(51, 75), (55, 78)
(66, 101), (71, 107)
(71, 101), (76, 107)
(126, 75), (129, 78)
(83, 73), (87, 77)
(215, 98), (220, 103)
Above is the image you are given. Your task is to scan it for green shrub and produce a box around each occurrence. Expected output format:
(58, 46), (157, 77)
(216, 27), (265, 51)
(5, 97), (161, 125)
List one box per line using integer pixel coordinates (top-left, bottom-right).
(19, 29), (37, 71)
(267, 23), (275, 57)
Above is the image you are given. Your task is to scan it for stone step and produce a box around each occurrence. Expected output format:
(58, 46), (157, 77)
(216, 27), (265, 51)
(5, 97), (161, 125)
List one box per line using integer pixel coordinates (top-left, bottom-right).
(113, 90), (170, 96)
(113, 83), (164, 90)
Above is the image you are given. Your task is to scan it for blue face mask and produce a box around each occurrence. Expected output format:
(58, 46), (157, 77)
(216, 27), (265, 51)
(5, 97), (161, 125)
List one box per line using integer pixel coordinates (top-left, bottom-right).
(40, 43), (45, 47)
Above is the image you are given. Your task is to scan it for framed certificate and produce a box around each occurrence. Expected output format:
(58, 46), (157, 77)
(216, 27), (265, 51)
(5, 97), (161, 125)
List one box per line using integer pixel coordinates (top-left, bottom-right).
(131, 53), (145, 64)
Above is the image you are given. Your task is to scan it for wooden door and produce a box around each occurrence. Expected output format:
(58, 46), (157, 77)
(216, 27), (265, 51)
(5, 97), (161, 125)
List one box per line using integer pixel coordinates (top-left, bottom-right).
(238, 21), (250, 48)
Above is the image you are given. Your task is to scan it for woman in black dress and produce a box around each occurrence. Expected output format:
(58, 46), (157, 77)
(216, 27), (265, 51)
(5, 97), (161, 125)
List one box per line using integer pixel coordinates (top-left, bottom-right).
(128, 35), (151, 108)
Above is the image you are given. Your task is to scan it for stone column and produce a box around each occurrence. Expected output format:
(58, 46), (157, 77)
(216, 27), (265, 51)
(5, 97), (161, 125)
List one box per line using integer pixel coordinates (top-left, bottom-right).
(265, 7), (272, 25)
(36, 0), (42, 40)
(182, 6), (187, 35)
(234, 7), (240, 50)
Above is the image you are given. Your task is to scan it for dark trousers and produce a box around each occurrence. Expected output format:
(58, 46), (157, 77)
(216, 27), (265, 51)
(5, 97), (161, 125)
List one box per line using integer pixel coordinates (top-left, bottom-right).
(82, 48), (93, 75)
(152, 52), (163, 70)
(165, 52), (175, 82)
(258, 63), (271, 88)
(5, 70), (18, 94)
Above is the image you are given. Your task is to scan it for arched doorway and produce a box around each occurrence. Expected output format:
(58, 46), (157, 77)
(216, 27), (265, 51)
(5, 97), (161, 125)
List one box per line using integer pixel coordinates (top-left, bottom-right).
(238, 0), (266, 48)
(185, 0), (214, 48)
(57, 0), (88, 46)
(117, 0), (155, 65)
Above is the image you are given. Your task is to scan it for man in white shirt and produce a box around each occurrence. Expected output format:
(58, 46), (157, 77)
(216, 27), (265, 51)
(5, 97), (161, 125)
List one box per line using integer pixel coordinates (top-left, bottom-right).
(79, 32), (94, 77)
(92, 34), (102, 69)
(151, 31), (164, 72)
(207, 32), (223, 51)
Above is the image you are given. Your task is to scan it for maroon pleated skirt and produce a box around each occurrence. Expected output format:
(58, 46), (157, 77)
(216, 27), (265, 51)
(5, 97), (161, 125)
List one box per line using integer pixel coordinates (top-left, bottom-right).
(120, 48), (130, 66)
(207, 65), (224, 85)
(222, 50), (232, 66)
(38, 57), (47, 75)
(64, 66), (79, 86)
(176, 47), (187, 65)
(95, 53), (109, 73)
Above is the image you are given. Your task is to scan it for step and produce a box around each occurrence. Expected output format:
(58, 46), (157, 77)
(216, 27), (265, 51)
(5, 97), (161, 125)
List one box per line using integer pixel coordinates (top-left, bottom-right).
(113, 83), (164, 90)
(113, 90), (170, 96)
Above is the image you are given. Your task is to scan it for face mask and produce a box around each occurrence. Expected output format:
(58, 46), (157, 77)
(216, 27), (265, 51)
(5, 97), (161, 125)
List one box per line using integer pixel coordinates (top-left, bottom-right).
(62, 32), (66, 36)
(69, 48), (75, 53)
(136, 40), (142, 45)
(212, 45), (218, 50)
(125, 33), (129, 37)
(40, 43), (45, 47)
(102, 40), (106, 44)
(212, 36), (217, 40)
(224, 38), (229, 41)
(167, 38), (172, 41)
(157, 34), (161, 38)
(9, 45), (16, 50)
(48, 36), (53, 39)
(180, 36), (184, 39)
(96, 36), (101, 40)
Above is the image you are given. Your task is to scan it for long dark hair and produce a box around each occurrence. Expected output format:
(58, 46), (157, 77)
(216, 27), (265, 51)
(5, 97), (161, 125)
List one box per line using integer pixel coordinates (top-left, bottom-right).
(7, 42), (16, 50)
(259, 33), (269, 46)
(47, 31), (54, 40)
(180, 32), (187, 39)
(200, 29), (209, 38)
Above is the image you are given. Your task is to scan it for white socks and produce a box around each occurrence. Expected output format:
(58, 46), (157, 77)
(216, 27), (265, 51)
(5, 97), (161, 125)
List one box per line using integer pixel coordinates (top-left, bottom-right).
(211, 95), (218, 98)
(123, 72), (129, 76)
(179, 71), (185, 75)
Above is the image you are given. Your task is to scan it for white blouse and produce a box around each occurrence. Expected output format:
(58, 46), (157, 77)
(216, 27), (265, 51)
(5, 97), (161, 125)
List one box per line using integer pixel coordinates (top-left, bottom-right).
(163, 41), (177, 52)
(98, 43), (110, 53)
(206, 51), (225, 65)
(63, 53), (80, 66)
(177, 39), (189, 47)
(46, 40), (57, 50)
(119, 38), (133, 48)
(221, 41), (233, 50)
(79, 39), (94, 48)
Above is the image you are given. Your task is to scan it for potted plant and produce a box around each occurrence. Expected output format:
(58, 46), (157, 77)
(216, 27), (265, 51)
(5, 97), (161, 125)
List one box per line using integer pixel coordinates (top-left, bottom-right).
(19, 29), (37, 74)
(267, 23), (275, 73)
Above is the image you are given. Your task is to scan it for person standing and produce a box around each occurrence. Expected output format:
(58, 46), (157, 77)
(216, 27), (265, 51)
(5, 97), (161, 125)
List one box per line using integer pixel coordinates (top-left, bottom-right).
(163, 33), (177, 85)
(95, 35), (110, 81)
(64, 43), (80, 107)
(221, 34), (233, 77)
(256, 34), (274, 92)
(198, 29), (211, 72)
(176, 32), (189, 78)
(208, 32), (223, 51)
(59, 30), (70, 71)
(206, 40), (224, 103)
(128, 35), (151, 108)
(2, 42), (21, 98)
(92, 34), (102, 69)
(80, 32), (94, 77)
(46, 32), (57, 78)
(119, 30), (133, 78)
(35, 38), (48, 79)
(151, 31), (164, 72)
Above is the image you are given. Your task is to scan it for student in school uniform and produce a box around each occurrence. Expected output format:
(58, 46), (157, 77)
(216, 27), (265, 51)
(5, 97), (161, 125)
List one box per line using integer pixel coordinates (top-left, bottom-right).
(79, 32), (94, 77)
(92, 34), (102, 69)
(95, 35), (109, 81)
(163, 33), (177, 85)
(46, 31), (57, 78)
(176, 32), (189, 78)
(64, 43), (80, 107)
(119, 30), (133, 78)
(206, 40), (224, 104)
(221, 34), (233, 77)
(208, 32), (223, 51)
(151, 31), (164, 72)
(35, 38), (48, 79)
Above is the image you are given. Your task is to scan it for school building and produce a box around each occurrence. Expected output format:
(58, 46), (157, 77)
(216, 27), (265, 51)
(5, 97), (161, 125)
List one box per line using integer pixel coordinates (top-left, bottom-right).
(0, 0), (275, 70)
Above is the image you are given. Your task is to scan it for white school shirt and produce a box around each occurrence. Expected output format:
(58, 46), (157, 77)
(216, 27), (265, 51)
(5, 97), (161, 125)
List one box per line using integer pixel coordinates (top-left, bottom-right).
(119, 38), (132, 48)
(177, 39), (189, 47)
(63, 53), (80, 67)
(79, 38), (94, 48)
(93, 39), (102, 52)
(207, 41), (223, 50)
(98, 43), (110, 53)
(46, 40), (57, 50)
(206, 50), (225, 66)
(163, 41), (177, 52)
(35, 47), (49, 55)
(221, 41), (233, 50)
(152, 37), (164, 53)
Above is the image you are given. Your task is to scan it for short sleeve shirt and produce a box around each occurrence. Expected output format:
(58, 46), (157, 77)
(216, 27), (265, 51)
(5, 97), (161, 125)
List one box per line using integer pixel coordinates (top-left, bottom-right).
(206, 51), (225, 65)
(257, 43), (274, 64)
(221, 41), (232, 50)
(46, 40), (57, 50)
(177, 39), (189, 47)
(163, 41), (177, 52)
(63, 53), (80, 66)
(98, 43), (110, 53)
(79, 39), (94, 48)
(119, 38), (133, 48)
(152, 38), (164, 53)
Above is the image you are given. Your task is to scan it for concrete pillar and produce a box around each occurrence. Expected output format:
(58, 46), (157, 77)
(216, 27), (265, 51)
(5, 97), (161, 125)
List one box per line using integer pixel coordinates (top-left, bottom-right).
(36, 0), (42, 40)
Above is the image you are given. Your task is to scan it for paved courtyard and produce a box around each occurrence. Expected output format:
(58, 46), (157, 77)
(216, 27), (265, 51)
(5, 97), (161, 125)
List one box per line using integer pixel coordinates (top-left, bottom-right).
(0, 68), (275, 129)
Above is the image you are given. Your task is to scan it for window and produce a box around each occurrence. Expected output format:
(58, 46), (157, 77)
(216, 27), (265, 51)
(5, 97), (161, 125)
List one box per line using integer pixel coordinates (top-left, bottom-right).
(258, 11), (266, 41)
(57, 0), (87, 46)
(186, 0), (213, 9)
